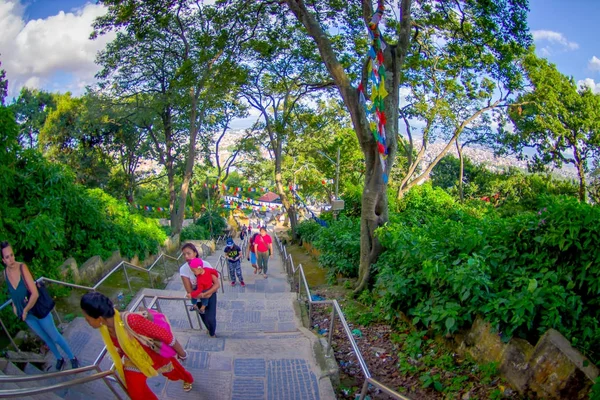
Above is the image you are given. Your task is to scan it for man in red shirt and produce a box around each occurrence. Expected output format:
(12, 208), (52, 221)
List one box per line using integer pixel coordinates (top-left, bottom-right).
(253, 227), (273, 278)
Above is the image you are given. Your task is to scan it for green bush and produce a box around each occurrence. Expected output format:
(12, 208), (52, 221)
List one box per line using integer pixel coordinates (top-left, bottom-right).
(195, 210), (227, 236)
(312, 216), (361, 281)
(180, 224), (210, 241)
(295, 220), (322, 243)
(375, 184), (600, 363)
(0, 110), (166, 276)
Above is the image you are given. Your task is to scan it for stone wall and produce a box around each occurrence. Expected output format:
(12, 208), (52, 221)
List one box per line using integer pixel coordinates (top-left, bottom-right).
(58, 234), (182, 286)
(457, 317), (598, 399)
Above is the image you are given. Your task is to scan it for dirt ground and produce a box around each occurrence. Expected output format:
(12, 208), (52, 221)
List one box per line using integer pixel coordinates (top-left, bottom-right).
(309, 285), (519, 400)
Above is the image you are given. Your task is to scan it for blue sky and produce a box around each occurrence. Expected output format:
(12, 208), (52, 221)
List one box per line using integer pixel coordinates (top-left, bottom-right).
(1, 0), (598, 100)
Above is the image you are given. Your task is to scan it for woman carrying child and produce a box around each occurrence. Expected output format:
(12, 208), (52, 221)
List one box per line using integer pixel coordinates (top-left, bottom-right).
(179, 243), (220, 337)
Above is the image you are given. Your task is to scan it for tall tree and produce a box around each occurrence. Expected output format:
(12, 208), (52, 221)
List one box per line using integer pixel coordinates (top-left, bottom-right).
(93, 0), (258, 233)
(282, 0), (530, 291)
(10, 88), (56, 149)
(0, 59), (8, 106)
(241, 17), (332, 238)
(500, 52), (600, 202)
(38, 92), (114, 187)
(396, 2), (530, 200)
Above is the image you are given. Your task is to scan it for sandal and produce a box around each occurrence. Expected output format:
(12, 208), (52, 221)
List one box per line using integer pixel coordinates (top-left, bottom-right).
(183, 382), (193, 392)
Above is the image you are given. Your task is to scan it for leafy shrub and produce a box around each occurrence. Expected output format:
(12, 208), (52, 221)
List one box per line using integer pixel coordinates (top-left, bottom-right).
(180, 224), (210, 241)
(375, 183), (600, 363)
(195, 210), (227, 236)
(295, 220), (322, 243)
(0, 134), (166, 276)
(312, 216), (360, 281)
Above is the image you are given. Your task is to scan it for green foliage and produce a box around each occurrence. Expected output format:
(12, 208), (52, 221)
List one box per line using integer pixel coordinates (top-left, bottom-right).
(376, 183), (600, 363)
(294, 220), (322, 244)
(392, 328), (504, 396)
(295, 218), (360, 281)
(180, 224), (210, 242)
(195, 210), (227, 237)
(312, 217), (360, 281)
(0, 134), (166, 278)
(501, 51), (600, 201)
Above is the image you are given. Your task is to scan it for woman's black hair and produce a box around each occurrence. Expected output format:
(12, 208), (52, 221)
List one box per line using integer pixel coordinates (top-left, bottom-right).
(181, 242), (199, 258)
(0, 241), (11, 264)
(80, 291), (115, 319)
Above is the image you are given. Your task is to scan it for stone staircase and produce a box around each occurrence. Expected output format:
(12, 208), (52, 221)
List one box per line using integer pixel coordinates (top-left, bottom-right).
(0, 237), (336, 400)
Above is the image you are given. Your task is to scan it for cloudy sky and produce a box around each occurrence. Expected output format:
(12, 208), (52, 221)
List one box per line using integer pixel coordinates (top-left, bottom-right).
(0, 0), (598, 102)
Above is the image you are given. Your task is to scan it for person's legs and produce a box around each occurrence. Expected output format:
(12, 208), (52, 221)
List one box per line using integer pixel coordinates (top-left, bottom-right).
(124, 369), (158, 400)
(250, 252), (258, 273)
(37, 313), (75, 359)
(163, 358), (193, 384)
(199, 293), (217, 336)
(25, 315), (63, 360)
(228, 261), (236, 283)
(258, 251), (269, 275)
(234, 261), (243, 283)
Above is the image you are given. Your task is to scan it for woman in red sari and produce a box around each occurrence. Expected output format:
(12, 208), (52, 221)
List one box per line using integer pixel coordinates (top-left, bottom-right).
(80, 292), (193, 399)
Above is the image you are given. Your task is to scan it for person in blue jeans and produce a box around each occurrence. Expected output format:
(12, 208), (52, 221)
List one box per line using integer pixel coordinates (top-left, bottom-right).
(1, 241), (79, 370)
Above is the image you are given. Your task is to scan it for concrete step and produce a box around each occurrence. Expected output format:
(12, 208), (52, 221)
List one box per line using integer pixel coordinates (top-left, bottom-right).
(0, 361), (63, 400)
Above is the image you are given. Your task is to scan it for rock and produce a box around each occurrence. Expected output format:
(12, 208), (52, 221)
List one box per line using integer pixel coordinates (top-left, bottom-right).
(164, 234), (181, 253)
(58, 257), (79, 282)
(527, 329), (598, 399)
(78, 255), (104, 285)
(500, 337), (534, 394)
(104, 250), (123, 269)
(462, 316), (504, 364)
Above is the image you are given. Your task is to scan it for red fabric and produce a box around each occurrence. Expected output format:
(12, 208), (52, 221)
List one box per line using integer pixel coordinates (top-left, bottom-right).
(254, 234), (272, 253)
(127, 313), (173, 344)
(190, 268), (219, 298)
(110, 315), (194, 400)
(124, 358), (193, 400)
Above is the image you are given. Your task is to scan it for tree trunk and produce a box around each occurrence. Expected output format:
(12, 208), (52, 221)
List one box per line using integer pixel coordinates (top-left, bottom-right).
(575, 160), (587, 202)
(172, 92), (201, 234)
(457, 141), (464, 203)
(283, 0), (411, 293)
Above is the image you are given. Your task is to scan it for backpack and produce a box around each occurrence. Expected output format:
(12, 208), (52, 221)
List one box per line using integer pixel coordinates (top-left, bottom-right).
(122, 309), (177, 359)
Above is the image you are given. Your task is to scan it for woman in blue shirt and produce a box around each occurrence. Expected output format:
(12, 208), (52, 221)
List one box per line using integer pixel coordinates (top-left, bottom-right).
(1, 241), (78, 370)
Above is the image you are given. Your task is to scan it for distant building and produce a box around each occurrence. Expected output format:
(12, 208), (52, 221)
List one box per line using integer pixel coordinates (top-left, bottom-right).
(258, 192), (281, 203)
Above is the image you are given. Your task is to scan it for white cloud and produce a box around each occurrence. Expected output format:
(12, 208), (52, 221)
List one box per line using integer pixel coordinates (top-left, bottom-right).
(578, 78), (600, 94)
(532, 30), (579, 54)
(588, 56), (600, 72)
(0, 0), (114, 97)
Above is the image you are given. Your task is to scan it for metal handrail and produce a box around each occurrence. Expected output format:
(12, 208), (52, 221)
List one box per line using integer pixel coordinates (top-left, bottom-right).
(274, 234), (411, 400)
(0, 370), (115, 399)
(0, 250), (211, 398)
(0, 364), (98, 382)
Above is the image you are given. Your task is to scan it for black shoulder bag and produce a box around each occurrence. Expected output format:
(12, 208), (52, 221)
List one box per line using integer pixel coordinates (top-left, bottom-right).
(21, 264), (55, 319)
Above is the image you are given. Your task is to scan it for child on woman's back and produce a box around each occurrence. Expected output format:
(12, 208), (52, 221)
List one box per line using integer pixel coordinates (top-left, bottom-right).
(185, 258), (219, 314)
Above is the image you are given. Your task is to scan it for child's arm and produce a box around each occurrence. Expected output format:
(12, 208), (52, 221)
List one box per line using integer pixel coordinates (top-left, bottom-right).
(189, 286), (202, 299)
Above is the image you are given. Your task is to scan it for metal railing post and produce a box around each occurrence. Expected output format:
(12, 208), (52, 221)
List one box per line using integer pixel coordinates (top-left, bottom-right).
(0, 316), (19, 352)
(162, 254), (169, 281)
(183, 299), (194, 329)
(328, 306), (336, 349)
(147, 271), (154, 289)
(359, 380), (369, 400)
(52, 308), (63, 326)
(122, 266), (133, 296)
(94, 364), (125, 400)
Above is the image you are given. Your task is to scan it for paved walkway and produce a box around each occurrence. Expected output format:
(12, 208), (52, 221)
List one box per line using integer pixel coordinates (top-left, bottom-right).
(54, 236), (336, 400)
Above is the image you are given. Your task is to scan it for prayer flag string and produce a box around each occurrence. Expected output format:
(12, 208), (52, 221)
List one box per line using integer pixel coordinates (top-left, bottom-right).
(357, 1), (389, 184)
